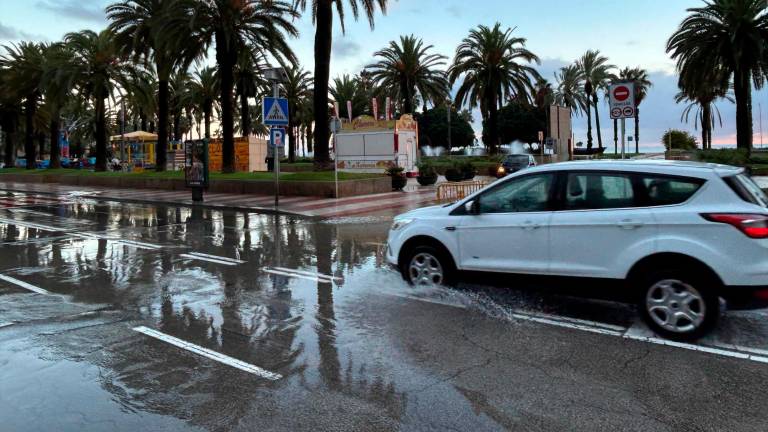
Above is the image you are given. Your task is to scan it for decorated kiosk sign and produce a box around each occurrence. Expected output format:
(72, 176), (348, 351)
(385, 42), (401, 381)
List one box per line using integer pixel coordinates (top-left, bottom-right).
(185, 139), (209, 192)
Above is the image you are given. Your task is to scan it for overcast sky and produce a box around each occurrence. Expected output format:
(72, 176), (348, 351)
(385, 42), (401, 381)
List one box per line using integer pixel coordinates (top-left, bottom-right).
(1, 0), (767, 151)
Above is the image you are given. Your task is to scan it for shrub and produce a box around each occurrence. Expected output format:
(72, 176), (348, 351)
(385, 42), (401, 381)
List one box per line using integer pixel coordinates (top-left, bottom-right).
(696, 149), (750, 166)
(662, 129), (698, 151)
(416, 160), (436, 177)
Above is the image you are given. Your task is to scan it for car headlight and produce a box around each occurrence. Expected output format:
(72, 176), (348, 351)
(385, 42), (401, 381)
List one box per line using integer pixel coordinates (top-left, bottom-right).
(497, 166), (506, 174)
(390, 218), (414, 231)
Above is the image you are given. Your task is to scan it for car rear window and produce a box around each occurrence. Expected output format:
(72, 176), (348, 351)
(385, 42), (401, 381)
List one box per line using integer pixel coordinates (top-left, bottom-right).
(505, 155), (530, 166)
(640, 175), (704, 206)
(724, 174), (768, 208)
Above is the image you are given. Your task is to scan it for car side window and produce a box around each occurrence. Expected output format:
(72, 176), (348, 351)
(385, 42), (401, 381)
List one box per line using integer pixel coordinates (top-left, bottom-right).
(478, 174), (554, 214)
(565, 173), (635, 210)
(641, 175), (704, 206)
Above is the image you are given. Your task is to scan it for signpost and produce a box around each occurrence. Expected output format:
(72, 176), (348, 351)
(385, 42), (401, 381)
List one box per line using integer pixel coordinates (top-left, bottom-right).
(609, 82), (636, 160)
(262, 70), (289, 208)
(330, 117), (342, 199)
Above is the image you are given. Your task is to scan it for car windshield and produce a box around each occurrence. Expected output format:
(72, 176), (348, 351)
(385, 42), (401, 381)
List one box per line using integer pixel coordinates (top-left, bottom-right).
(505, 155), (530, 166)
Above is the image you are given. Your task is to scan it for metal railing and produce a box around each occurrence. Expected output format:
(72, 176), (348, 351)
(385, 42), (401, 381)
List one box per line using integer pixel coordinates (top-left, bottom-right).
(436, 180), (489, 203)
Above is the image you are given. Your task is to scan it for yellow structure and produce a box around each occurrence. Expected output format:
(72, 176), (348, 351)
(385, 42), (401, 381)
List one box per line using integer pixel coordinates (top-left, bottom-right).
(110, 131), (158, 168)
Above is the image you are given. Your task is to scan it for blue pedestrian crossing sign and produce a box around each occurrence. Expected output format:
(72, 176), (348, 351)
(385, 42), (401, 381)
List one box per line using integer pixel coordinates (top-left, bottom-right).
(263, 97), (289, 126)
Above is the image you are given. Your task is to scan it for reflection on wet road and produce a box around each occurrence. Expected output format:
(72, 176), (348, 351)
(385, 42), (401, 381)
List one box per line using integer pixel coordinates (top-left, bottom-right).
(1, 190), (768, 432)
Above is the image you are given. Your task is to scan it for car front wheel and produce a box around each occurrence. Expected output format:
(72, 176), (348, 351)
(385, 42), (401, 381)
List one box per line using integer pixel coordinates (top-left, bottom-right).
(402, 245), (454, 286)
(638, 270), (719, 341)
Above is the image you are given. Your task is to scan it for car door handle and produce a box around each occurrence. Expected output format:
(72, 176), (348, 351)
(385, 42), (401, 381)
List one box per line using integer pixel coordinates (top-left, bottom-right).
(519, 221), (541, 230)
(617, 219), (645, 229)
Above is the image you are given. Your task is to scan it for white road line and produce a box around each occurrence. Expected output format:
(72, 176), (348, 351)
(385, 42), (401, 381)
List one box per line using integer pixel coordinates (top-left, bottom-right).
(271, 266), (338, 281)
(187, 252), (245, 264)
(0, 217), (65, 232)
(512, 310), (627, 333)
(132, 326), (282, 380)
(263, 268), (334, 283)
(70, 233), (162, 250)
(0, 322), (13, 329)
(0, 274), (53, 295)
(380, 292), (469, 309)
(7, 209), (94, 225)
(180, 254), (240, 266)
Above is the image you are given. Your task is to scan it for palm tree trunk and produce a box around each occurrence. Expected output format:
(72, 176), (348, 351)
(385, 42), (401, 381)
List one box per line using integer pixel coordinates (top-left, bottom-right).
(94, 97), (107, 172)
(3, 115), (17, 167)
(306, 123), (313, 153)
(312, 0), (333, 167)
(140, 113), (147, 132)
(173, 114), (181, 141)
(487, 100), (500, 155)
(593, 97), (603, 150)
(216, 34), (236, 173)
(240, 92), (250, 136)
(734, 68), (753, 153)
(24, 97), (36, 169)
(38, 132), (45, 162)
(586, 101), (593, 149)
(634, 108), (640, 153)
(157, 79), (169, 172)
(204, 105), (211, 139)
(288, 124), (296, 163)
(613, 118), (618, 154)
(702, 103), (711, 150)
(49, 115), (60, 169)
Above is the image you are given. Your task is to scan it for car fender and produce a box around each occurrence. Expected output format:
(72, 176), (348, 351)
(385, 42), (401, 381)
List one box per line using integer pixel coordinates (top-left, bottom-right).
(396, 218), (461, 265)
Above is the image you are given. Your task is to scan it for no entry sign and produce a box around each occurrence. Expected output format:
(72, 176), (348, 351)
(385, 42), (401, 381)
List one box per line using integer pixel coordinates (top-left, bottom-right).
(609, 82), (636, 119)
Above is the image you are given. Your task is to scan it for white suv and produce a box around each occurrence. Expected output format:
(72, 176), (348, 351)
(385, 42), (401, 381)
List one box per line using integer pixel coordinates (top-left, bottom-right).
(387, 160), (768, 340)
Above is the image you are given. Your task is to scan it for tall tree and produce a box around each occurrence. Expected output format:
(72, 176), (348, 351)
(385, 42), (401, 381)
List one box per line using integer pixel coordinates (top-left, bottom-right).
(187, 67), (219, 140)
(65, 30), (131, 171)
(173, 0), (297, 172)
(577, 50), (615, 150)
(554, 64), (588, 115)
(367, 35), (449, 114)
(282, 66), (312, 163)
(292, 0), (389, 168)
(0, 69), (21, 167)
(667, 0), (768, 153)
(108, 0), (194, 171)
(40, 43), (75, 169)
(329, 75), (368, 119)
(448, 23), (541, 154)
(0, 42), (45, 169)
(234, 47), (266, 137)
(675, 83), (734, 149)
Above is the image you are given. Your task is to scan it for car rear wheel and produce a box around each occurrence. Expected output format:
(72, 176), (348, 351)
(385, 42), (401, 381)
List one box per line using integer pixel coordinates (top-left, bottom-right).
(637, 270), (719, 341)
(402, 245), (454, 286)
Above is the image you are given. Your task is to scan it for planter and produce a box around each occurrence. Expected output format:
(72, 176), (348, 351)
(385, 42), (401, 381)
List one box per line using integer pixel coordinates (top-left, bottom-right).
(416, 174), (437, 186)
(391, 174), (408, 190)
(463, 170), (476, 180)
(444, 169), (464, 182)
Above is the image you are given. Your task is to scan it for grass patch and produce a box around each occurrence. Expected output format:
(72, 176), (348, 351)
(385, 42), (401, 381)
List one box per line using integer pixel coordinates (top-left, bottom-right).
(0, 167), (381, 182)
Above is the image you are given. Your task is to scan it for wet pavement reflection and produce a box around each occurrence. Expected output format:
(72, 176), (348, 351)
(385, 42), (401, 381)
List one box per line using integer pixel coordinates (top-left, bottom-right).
(1, 190), (768, 431)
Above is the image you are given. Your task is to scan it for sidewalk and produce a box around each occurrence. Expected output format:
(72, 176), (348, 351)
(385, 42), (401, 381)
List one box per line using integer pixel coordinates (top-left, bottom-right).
(0, 180), (439, 219)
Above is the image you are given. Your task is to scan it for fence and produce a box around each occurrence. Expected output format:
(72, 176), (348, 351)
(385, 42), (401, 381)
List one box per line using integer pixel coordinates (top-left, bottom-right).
(436, 180), (489, 203)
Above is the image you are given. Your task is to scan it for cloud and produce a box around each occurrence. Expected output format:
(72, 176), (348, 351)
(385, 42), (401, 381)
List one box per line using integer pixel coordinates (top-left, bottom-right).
(332, 36), (362, 61)
(0, 21), (45, 42)
(35, 0), (106, 24)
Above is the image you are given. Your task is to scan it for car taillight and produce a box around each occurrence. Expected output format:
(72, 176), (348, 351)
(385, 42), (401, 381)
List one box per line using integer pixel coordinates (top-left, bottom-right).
(702, 213), (768, 239)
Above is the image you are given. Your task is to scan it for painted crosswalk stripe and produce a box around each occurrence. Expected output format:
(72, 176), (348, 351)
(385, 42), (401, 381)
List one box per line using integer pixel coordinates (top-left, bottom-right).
(272, 266), (338, 281)
(0, 274), (52, 295)
(186, 252), (245, 264)
(264, 267), (336, 283)
(133, 326), (281, 380)
(70, 233), (162, 250)
(180, 254), (240, 266)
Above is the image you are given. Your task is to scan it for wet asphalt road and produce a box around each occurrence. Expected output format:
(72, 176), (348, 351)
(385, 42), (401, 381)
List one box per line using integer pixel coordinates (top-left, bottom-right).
(1, 190), (768, 432)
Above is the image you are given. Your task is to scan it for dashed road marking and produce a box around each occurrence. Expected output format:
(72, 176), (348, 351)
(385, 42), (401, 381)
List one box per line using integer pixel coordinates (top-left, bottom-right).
(180, 254), (241, 266)
(264, 267), (337, 283)
(186, 252), (245, 264)
(70, 233), (163, 250)
(0, 274), (53, 295)
(133, 326), (282, 379)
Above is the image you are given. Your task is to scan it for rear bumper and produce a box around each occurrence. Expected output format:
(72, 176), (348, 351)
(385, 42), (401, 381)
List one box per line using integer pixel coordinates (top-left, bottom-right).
(722, 286), (768, 310)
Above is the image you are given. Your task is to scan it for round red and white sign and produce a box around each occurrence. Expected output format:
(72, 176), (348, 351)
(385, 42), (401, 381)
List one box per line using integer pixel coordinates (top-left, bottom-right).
(613, 86), (630, 102)
(611, 107), (622, 118)
(623, 106), (635, 117)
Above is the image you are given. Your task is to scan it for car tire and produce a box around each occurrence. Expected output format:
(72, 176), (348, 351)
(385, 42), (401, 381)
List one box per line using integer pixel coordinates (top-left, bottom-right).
(636, 268), (719, 341)
(401, 245), (455, 286)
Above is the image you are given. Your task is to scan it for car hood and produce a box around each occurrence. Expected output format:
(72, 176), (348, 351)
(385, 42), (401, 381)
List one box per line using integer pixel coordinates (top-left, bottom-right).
(398, 204), (448, 219)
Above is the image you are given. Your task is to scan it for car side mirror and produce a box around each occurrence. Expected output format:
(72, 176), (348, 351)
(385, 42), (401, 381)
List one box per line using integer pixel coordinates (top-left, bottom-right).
(464, 200), (478, 214)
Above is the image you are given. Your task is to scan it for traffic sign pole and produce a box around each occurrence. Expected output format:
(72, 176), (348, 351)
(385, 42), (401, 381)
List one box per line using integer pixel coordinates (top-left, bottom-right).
(273, 82), (280, 209)
(621, 118), (626, 160)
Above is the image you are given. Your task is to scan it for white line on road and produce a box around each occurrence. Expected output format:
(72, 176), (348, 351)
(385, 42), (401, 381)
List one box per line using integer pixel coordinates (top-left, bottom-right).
(186, 252), (245, 264)
(272, 266), (338, 281)
(0, 217), (65, 232)
(263, 268), (336, 283)
(0, 322), (14, 329)
(70, 233), (163, 250)
(0, 274), (53, 295)
(132, 326), (282, 380)
(180, 254), (240, 266)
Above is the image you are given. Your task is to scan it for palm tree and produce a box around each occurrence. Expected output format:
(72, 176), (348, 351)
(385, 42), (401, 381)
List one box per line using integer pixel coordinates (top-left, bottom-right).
(448, 23), (541, 154)
(667, 0), (768, 153)
(235, 47), (266, 137)
(173, 0), (297, 173)
(123, 70), (157, 132)
(0, 42), (45, 169)
(108, 0), (194, 171)
(534, 77), (555, 109)
(64, 30), (131, 171)
(292, 0), (389, 167)
(554, 64), (588, 115)
(329, 75), (369, 120)
(169, 69), (193, 141)
(675, 83), (734, 150)
(282, 66), (313, 163)
(40, 42), (76, 168)
(187, 67), (219, 139)
(367, 35), (449, 114)
(618, 67), (652, 153)
(577, 50), (615, 150)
